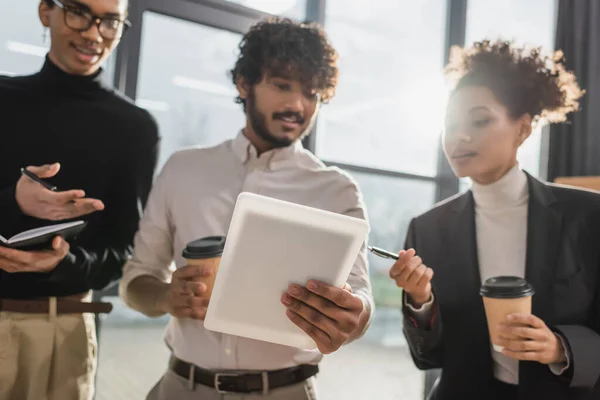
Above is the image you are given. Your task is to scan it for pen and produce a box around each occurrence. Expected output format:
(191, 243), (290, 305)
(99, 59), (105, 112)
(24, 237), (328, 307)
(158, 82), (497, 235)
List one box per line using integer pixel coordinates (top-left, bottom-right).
(367, 246), (399, 260)
(21, 168), (57, 191)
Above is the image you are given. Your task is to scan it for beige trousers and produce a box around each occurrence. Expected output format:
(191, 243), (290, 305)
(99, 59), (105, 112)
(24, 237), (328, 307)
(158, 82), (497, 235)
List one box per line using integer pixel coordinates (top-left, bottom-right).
(0, 303), (97, 400)
(147, 369), (319, 400)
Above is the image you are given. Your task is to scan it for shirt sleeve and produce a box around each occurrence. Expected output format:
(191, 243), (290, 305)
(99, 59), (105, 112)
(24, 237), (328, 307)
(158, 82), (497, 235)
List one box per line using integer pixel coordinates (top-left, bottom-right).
(119, 152), (176, 307)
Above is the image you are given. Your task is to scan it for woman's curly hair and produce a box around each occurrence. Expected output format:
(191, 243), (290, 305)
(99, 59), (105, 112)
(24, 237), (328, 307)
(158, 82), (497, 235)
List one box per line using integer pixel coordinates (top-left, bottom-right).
(230, 17), (338, 109)
(444, 39), (585, 127)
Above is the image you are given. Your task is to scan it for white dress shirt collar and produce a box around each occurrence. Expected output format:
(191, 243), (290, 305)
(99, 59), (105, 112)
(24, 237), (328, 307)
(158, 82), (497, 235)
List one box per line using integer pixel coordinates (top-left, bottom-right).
(231, 130), (304, 170)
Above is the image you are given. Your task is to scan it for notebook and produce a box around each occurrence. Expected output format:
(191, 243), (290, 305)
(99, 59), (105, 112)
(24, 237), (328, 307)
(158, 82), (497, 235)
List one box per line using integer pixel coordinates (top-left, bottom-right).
(0, 220), (87, 250)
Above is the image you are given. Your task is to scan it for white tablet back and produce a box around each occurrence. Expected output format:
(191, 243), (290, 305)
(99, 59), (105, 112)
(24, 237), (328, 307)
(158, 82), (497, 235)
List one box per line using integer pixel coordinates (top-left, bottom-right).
(203, 192), (368, 350)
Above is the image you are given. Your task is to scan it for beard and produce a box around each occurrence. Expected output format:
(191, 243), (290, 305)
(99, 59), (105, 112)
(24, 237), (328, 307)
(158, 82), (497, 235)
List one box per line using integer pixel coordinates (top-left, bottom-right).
(246, 89), (316, 149)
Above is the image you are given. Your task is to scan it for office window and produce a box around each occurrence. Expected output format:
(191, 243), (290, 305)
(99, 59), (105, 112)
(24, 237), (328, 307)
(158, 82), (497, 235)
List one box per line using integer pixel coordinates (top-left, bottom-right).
(465, 0), (557, 178)
(351, 172), (436, 318)
(318, 0), (448, 177)
(0, 0), (114, 82)
(0, 0), (49, 77)
(136, 12), (245, 171)
(224, 0), (306, 20)
(316, 171), (434, 399)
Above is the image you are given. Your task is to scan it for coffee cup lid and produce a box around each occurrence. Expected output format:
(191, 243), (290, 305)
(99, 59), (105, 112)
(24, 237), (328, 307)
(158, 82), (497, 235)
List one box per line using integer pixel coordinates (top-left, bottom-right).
(182, 236), (226, 259)
(479, 276), (535, 299)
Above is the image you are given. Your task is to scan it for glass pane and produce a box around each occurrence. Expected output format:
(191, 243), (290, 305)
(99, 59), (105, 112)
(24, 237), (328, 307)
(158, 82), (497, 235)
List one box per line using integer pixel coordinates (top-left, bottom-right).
(0, 0), (115, 83)
(318, 172), (435, 399)
(317, 0), (448, 177)
(136, 12), (245, 171)
(0, 0), (50, 77)
(465, 0), (558, 178)
(351, 172), (436, 340)
(224, 0), (306, 20)
(97, 15), (246, 398)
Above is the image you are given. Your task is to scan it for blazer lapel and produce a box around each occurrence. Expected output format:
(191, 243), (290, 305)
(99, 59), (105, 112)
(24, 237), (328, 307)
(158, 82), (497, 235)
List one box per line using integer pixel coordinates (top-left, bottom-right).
(446, 192), (483, 295)
(520, 174), (564, 387)
(441, 192), (494, 378)
(524, 174), (563, 321)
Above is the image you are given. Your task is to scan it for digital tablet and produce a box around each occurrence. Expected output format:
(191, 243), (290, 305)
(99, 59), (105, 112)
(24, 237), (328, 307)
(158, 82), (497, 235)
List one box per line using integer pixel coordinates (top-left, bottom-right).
(203, 192), (369, 350)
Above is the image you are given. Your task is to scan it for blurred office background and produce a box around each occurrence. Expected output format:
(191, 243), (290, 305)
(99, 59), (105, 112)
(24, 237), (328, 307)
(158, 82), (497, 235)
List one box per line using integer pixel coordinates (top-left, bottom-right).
(2, 0), (598, 399)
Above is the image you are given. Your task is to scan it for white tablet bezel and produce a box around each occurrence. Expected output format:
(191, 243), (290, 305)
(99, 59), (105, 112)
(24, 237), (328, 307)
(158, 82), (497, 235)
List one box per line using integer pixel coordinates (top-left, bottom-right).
(203, 192), (368, 349)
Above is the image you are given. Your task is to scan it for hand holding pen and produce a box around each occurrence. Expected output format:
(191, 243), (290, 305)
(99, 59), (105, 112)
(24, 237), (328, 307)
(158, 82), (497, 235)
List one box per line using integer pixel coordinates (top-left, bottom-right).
(369, 245), (434, 307)
(15, 163), (105, 221)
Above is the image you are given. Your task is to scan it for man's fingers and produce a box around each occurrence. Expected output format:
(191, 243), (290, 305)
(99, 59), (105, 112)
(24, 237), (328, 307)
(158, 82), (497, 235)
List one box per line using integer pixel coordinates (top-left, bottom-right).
(304, 281), (361, 310)
(172, 308), (192, 319)
(176, 280), (207, 296)
(41, 190), (87, 206)
(173, 265), (213, 280)
(170, 296), (209, 320)
(0, 255), (27, 272)
(49, 199), (106, 221)
(171, 292), (207, 308)
(0, 246), (34, 265)
(52, 236), (64, 250)
(70, 199), (105, 213)
(286, 284), (333, 313)
(182, 294), (209, 309)
(27, 163), (60, 179)
(286, 309), (332, 351)
(190, 307), (207, 320)
(282, 293), (338, 335)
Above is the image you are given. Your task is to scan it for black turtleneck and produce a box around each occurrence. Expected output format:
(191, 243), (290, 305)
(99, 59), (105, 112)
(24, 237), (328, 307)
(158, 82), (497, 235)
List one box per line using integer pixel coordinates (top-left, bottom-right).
(0, 57), (159, 299)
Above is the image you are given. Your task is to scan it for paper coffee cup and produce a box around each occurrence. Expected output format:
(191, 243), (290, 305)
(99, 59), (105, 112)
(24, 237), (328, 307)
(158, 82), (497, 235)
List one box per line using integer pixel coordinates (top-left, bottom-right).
(182, 236), (226, 298)
(480, 276), (535, 352)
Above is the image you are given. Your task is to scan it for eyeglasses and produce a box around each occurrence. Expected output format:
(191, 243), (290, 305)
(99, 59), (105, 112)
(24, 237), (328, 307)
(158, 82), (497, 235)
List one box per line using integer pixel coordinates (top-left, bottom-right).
(52, 0), (131, 40)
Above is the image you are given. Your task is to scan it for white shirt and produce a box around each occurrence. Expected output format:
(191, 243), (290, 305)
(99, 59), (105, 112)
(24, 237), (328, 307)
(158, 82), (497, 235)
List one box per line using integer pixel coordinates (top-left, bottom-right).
(409, 165), (568, 383)
(119, 131), (374, 371)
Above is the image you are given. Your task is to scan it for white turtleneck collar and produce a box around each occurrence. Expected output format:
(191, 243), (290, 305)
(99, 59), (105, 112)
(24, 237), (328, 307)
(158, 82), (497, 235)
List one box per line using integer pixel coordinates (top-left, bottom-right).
(471, 165), (529, 209)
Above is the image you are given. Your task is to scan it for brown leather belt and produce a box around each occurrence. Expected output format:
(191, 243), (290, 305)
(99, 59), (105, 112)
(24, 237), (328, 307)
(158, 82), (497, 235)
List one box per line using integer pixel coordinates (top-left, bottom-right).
(0, 298), (113, 314)
(169, 355), (319, 395)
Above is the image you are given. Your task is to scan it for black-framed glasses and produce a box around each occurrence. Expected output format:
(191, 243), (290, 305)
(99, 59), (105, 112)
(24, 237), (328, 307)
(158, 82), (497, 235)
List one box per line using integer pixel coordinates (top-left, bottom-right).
(52, 0), (131, 40)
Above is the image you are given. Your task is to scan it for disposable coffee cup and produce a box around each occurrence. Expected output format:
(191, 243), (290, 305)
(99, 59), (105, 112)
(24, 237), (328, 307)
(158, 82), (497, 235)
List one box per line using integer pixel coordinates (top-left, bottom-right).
(480, 276), (535, 353)
(182, 236), (226, 298)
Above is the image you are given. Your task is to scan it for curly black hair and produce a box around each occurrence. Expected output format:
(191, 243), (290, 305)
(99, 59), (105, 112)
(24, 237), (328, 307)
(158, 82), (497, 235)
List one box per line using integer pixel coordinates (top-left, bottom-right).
(444, 39), (585, 126)
(230, 17), (338, 110)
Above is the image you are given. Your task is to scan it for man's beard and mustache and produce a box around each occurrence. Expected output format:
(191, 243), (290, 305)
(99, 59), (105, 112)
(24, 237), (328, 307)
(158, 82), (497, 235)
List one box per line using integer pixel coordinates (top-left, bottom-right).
(247, 90), (317, 149)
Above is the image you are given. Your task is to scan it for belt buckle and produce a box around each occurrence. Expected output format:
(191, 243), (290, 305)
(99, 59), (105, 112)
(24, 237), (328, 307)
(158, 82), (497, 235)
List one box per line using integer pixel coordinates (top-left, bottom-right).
(214, 372), (239, 395)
